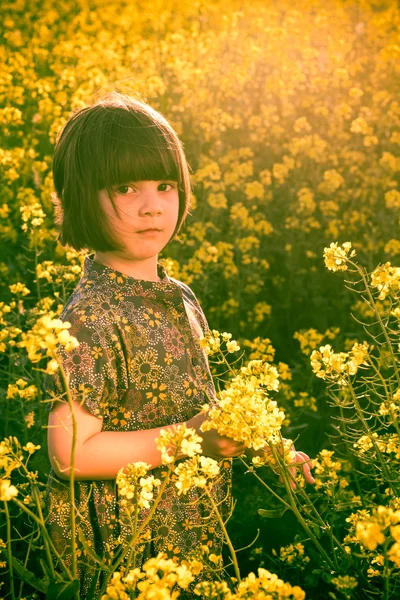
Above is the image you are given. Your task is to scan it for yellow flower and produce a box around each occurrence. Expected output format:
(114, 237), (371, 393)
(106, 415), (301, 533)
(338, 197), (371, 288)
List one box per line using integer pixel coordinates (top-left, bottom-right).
(116, 462), (160, 511)
(156, 424), (203, 464)
(0, 480), (18, 501)
(355, 521), (385, 550)
(9, 282), (30, 296)
(202, 363), (284, 450)
(174, 455), (220, 495)
(226, 340), (240, 353)
(24, 412), (35, 429)
(323, 242), (356, 272)
(370, 262), (400, 300)
(331, 575), (358, 592)
(233, 567), (305, 599)
(17, 313), (79, 368)
(22, 442), (41, 454)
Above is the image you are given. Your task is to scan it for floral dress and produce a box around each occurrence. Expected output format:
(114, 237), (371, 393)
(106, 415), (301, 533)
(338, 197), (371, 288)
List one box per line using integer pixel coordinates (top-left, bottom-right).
(43, 253), (232, 598)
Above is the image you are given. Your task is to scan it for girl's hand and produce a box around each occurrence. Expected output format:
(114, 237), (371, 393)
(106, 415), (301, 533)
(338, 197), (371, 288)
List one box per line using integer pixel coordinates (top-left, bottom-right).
(186, 412), (247, 459)
(277, 443), (315, 490)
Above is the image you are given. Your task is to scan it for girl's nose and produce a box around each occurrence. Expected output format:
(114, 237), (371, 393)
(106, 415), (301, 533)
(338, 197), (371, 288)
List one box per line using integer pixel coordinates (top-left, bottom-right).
(139, 192), (163, 216)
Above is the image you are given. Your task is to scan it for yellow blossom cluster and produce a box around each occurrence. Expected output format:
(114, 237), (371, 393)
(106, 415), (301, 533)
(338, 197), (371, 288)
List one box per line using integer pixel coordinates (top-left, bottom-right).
(6, 379), (38, 402)
(251, 437), (295, 471)
(16, 313), (79, 373)
(36, 259), (83, 285)
(0, 480), (18, 502)
(156, 424), (203, 464)
(353, 432), (400, 459)
(20, 202), (46, 234)
(174, 455), (220, 495)
(201, 360), (284, 450)
(330, 575), (358, 596)
(309, 450), (360, 508)
(272, 543), (310, 569)
(0, 437), (23, 479)
(0, 301), (19, 353)
(101, 552), (199, 600)
(0, 436), (41, 502)
(310, 341), (372, 385)
(242, 337), (276, 363)
(199, 329), (240, 356)
(116, 462), (161, 512)
(323, 242), (356, 272)
(345, 505), (400, 573)
(9, 282), (30, 297)
(293, 327), (340, 356)
(370, 262), (400, 300)
(378, 388), (400, 418)
(232, 568), (305, 600)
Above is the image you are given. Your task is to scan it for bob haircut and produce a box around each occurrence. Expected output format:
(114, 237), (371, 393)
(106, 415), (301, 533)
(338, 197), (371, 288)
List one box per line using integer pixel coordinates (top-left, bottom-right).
(51, 92), (193, 252)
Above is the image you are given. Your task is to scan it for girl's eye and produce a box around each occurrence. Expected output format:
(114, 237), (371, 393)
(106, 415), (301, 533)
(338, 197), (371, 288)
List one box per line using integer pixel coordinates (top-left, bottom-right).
(158, 182), (176, 192)
(116, 184), (136, 195)
(115, 182), (176, 195)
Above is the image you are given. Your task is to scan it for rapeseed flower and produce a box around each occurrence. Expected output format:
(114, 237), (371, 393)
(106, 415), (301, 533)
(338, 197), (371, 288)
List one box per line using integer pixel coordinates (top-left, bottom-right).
(233, 568), (305, 599)
(0, 480), (18, 502)
(201, 364), (285, 450)
(370, 262), (400, 300)
(116, 462), (160, 512)
(310, 341), (371, 385)
(16, 313), (79, 371)
(156, 424), (203, 464)
(174, 455), (220, 495)
(323, 242), (356, 272)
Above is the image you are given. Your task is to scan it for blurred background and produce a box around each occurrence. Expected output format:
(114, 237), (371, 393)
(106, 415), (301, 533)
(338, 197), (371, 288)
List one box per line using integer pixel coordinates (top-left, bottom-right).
(1, 0), (399, 595)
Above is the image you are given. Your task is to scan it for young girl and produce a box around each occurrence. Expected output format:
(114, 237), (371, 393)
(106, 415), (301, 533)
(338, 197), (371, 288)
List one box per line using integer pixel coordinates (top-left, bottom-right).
(44, 92), (314, 598)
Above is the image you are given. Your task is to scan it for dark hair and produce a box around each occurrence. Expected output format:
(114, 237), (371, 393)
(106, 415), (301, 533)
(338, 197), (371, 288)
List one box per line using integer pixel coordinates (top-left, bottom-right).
(51, 92), (193, 252)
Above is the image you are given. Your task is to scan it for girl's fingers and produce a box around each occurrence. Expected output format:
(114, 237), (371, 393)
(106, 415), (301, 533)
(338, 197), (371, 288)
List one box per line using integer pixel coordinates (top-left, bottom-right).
(276, 449), (316, 488)
(295, 451), (315, 483)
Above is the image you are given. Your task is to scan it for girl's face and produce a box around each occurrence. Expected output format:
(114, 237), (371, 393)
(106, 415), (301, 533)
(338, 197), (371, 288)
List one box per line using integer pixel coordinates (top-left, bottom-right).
(98, 180), (180, 261)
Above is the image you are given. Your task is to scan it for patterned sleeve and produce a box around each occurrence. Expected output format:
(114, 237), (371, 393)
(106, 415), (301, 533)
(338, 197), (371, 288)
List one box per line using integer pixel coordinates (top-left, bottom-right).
(43, 312), (119, 419)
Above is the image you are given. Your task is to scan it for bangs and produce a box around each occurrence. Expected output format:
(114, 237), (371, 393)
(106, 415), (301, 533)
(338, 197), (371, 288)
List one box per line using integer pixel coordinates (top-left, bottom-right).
(90, 109), (182, 197)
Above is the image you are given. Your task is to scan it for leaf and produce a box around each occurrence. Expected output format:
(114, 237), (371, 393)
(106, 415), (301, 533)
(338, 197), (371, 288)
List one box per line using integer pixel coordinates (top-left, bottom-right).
(258, 507), (289, 518)
(86, 566), (102, 599)
(46, 579), (80, 600)
(11, 557), (48, 593)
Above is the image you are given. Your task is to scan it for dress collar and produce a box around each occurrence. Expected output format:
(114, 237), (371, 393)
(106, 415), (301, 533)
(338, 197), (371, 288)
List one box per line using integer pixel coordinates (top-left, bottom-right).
(83, 253), (173, 289)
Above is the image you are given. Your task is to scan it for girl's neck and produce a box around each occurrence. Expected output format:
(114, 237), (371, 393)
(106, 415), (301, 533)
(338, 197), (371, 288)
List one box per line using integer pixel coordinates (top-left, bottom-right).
(92, 252), (162, 282)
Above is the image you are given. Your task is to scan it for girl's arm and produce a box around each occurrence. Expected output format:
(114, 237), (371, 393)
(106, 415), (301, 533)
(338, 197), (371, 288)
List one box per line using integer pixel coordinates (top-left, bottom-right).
(48, 401), (246, 480)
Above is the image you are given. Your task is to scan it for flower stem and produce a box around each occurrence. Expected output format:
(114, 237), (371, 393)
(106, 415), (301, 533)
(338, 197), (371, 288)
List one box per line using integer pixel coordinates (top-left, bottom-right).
(204, 487), (241, 583)
(352, 261), (400, 386)
(4, 501), (16, 600)
(56, 358), (78, 580)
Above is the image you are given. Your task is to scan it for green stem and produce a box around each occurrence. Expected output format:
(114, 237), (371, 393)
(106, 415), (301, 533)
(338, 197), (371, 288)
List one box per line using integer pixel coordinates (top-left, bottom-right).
(123, 488), (139, 573)
(351, 261), (400, 386)
(238, 457), (291, 509)
(383, 540), (390, 600)
(349, 384), (399, 496)
(4, 501), (16, 600)
(267, 444), (337, 571)
(204, 487), (241, 583)
(34, 241), (41, 302)
(32, 485), (56, 579)
(368, 358), (400, 438)
(12, 499), (73, 580)
(98, 471), (172, 597)
(56, 357), (78, 580)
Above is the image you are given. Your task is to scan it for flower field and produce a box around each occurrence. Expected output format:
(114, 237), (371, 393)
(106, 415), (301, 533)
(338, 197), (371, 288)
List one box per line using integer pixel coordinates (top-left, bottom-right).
(1, 0), (400, 598)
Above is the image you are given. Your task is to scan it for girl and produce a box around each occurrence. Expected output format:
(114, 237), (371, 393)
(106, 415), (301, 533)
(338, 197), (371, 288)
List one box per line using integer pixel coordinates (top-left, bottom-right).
(44, 92), (314, 598)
